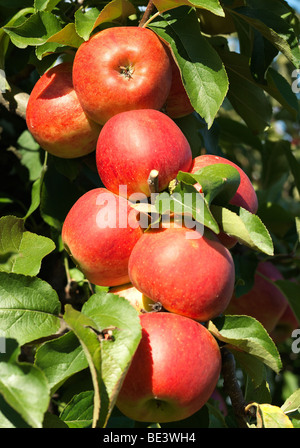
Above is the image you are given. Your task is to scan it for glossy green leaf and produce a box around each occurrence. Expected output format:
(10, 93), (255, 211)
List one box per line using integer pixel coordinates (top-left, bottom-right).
(34, 331), (88, 394)
(281, 389), (300, 416)
(60, 390), (94, 428)
(0, 339), (50, 428)
(153, 0), (225, 16)
(256, 403), (294, 428)
(177, 163), (240, 206)
(208, 315), (282, 374)
(63, 305), (103, 429)
(211, 205), (274, 255)
(0, 215), (55, 276)
(75, 0), (136, 41)
(154, 185), (219, 234)
(3, 11), (62, 48)
(149, 7), (229, 129)
(0, 272), (61, 346)
(230, 6), (300, 68)
(80, 292), (142, 426)
(46, 23), (84, 48)
(34, 0), (62, 12)
(63, 293), (142, 428)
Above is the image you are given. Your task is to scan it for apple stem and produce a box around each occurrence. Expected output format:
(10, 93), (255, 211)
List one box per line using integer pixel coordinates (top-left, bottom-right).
(148, 169), (159, 195)
(139, 0), (156, 27)
(221, 347), (248, 428)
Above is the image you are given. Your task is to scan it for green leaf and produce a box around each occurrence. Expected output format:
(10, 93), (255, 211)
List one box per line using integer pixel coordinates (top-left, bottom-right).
(154, 185), (219, 234)
(230, 6), (300, 68)
(3, 11), (62, 49)
(46, 23), (84, 48)
(216, 117), (264, 152)
(34, 0), (62, 12)
(80, 292), (142, 426)
(208, 315), (282, 374)
(281, 389), (300, 415)
(149, 6), (229, 129)
(0, 215), (55, 276)
(265, 68), (299, 120)
(0, 7), (35, 69)
(60, 390), (94, 428)
(17, 130), (43, 182)
(153, 0), (225, 16)
(0, 339), (50, 428)
(224, 56), (272, 133)
(63, 305), (103, 429)
(177, 163), (240, 206)
(256, 403), (294, 428)
(34, 331), (88, 394)
(0, 272), (61, 346)
(211, 205), (274, 255)
(75, 0), (136, 41)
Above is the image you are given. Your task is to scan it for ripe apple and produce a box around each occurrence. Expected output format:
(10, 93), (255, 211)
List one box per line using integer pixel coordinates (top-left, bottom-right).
(189, 154), (258, 248)
(96, 109), (192, 198)
(110, 283), (155, 313)
(116, 312), (222, 423)
(225, 261), (288, 333)
(61, 188), (144, 287)
(128, 223), (235, 322)
(165, 55), (194, 119)
(72, 26), (172, 125)
(26, 62), (101, 159)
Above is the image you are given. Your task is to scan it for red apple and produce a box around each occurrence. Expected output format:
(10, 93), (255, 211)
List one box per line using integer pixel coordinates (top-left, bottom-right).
(72, 26), (172, 125)
(225, 261), (288, 333)
(116, 312), (222, 423)
(189, 154), (258, 248)
(61, 188), (144, 287)
(110, 283), (155, 313)
(128, 223), (235, 322)
(96, 109), (192, 198)
(26, 62), (101, 159)
(165, 55), (194, 119)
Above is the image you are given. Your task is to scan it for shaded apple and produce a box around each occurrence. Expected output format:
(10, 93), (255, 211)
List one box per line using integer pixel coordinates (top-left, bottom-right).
(128, 223), (235, 322)
(72, 26), (172, 125)
(26, 62), (101, 159)
(116, 312), (222, 423)
(61, 188), (144, 287)
(225, 261), (288, 333)
(165, 55), (194, 119)
(96, 109), (192, 198)
(110, 283), (155, 313)
(271, 304), (299, 344)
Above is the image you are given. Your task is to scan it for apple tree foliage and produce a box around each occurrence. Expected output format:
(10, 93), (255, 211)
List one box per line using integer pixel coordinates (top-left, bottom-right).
(0, 0), (300, 429)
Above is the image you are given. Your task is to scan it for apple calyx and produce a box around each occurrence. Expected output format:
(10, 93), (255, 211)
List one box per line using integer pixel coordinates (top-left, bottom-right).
(119, 64), (134, 80)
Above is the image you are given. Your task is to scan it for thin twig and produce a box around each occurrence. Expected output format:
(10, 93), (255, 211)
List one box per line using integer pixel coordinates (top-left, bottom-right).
(139, 0), (156, 27)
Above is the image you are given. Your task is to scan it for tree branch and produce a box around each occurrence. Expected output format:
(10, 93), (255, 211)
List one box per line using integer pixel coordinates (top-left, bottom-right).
(0, 84), (29, 120)
(221, 347), (248, 428)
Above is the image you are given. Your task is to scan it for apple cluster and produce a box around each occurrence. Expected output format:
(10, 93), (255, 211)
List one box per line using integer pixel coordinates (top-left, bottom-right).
(25, 25), (295, 424)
